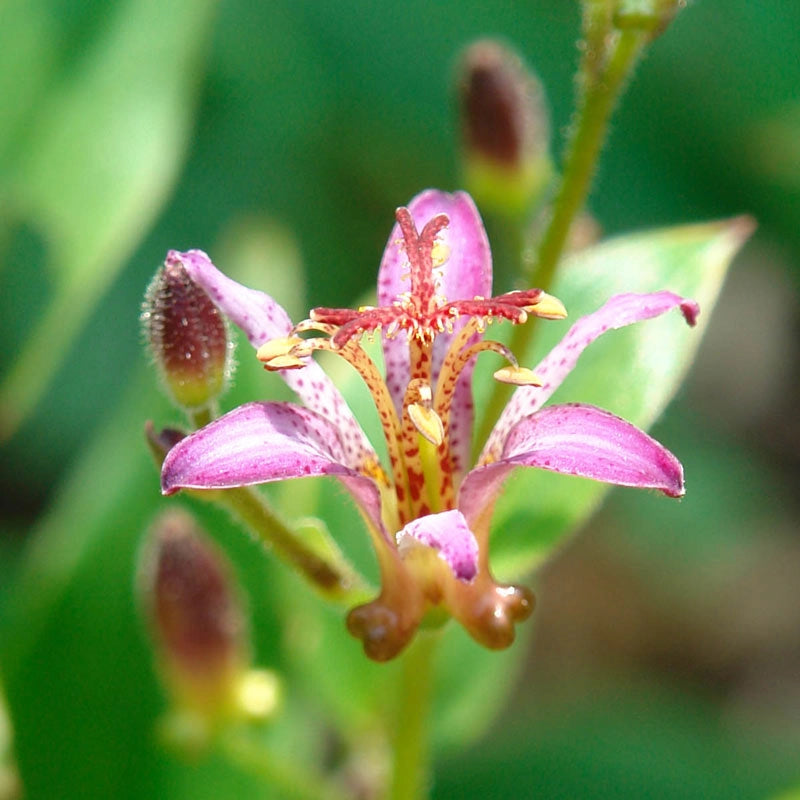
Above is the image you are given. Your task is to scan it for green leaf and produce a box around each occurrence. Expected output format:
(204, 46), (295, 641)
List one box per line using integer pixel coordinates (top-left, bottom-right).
(0, 0), (217, 440)
(484, 217), (753, 578)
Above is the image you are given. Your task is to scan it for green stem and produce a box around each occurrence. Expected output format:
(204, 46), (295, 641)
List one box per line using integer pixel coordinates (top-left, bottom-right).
(484, 211), (527, 295)
(220, 728), (350, 800)
(474, 27), (648, 453)
(388, 632), (439, 800)
(189, 404), (216, 430)
(214, 485), (370, 606)
(531, 27), (647, 291)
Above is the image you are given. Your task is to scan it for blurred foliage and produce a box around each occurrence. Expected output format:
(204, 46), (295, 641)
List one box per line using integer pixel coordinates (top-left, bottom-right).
(1, 0), (799, 799)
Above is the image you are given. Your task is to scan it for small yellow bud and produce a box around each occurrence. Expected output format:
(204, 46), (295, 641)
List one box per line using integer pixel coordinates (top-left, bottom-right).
(235, 669), (282, 721)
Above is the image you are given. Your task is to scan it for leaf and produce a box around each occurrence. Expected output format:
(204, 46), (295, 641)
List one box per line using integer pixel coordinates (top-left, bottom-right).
(483, 217), (754, 578)
(0, 0), (218, 440)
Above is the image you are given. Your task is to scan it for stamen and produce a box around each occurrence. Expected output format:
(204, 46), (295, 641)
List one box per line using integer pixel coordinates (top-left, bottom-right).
(399, 379), (440, 517)
(262, 354), (306, 370)
(405, 382), (444, 448)
(265, 326), (413, 523)
(256, 336), (304, 363)
(408, 404), (445, 447)
(526, 291), (567, 319)
(493, 366), (544, 386)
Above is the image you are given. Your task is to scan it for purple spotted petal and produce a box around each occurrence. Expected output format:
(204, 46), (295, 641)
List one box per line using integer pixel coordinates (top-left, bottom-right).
(377, 191), (492, 415)
(396, 509), (479, 582)
(161, 401), (385, 540)
(169, 249), (375, 471)
(482, 291), (699, 462)
(460, 402), (684, 527)
(376, 192), (491, 474)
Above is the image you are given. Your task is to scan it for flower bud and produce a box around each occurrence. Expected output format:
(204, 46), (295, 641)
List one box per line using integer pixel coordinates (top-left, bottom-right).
(141, 252), (233, 410)
(138, 508), (250, 717)
(457, 39), (553, 215)
(144, 421), (186, 466)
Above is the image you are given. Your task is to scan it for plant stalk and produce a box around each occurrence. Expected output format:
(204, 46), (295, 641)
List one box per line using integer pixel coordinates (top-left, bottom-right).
(388, 632), (439, 800)
(474, 27), (648, 453)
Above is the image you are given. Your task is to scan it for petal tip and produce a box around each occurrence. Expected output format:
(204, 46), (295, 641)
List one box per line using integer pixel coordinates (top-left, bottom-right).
(160, 465), (180, 496)
(679, 299), (701, 327)
(662, 479), (685, 499)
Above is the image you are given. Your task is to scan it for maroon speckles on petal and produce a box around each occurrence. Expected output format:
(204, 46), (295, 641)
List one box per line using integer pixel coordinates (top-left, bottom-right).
(397, 510), (479, 582)
(482, 291), (700, 461)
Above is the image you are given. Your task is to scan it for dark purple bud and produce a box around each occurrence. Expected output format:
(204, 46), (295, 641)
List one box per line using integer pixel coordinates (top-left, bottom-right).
(139, 509), (248, 711)
(142, 253), (234, 410)
(457, 39), (552, 213)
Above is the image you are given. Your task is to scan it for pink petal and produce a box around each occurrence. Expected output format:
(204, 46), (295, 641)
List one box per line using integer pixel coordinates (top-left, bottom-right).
(161, 401), (385, 537)
(377, 191), (492, 395)
(168, 250), (294, 348)
(460, 402), (684, 527)
(397, 509), (479, 582)
(482, 291), (699, 461)
(376, 191), (492, 473)
(169, 249), (375, 471)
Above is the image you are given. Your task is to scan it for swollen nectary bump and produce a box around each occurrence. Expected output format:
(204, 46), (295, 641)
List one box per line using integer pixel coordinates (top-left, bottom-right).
(346, 601), (415, 662)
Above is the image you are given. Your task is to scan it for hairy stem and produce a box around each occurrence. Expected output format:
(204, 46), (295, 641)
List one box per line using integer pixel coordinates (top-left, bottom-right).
(474, 26), (648, 453)
(214, 485), (370, 606)
(531, 27), (647, 290)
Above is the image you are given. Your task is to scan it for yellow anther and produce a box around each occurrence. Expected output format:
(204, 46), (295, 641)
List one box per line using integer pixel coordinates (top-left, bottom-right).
(430, 241), (450, 268)
(527, 292), (567, 320)
(407, 403), (445, 447)
(256, 336), (303, 363)
(493, 366), (544, 386)
(262, 354), (306, 371)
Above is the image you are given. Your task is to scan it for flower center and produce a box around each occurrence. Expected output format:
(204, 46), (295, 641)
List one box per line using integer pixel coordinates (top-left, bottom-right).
(256, 207), (565, 526)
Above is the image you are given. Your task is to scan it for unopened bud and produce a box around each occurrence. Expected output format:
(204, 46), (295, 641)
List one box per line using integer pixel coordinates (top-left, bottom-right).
(144, 421), (186, 466)
(457, 39), (553, 215)
(142, 252), (234, 410)
(139, 509), (249, 716)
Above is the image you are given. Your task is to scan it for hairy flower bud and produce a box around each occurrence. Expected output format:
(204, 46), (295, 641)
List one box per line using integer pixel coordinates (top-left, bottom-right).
(142, 252), (234, 410)
(457, 39), (553, 215)
(139, 509), (249, 716)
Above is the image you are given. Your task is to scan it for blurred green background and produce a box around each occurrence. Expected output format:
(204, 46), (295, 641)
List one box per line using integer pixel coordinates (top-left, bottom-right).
(1, 0), (799, 798)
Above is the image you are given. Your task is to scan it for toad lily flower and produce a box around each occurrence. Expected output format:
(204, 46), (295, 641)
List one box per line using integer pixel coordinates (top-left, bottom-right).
(161, 190), (698, 661)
